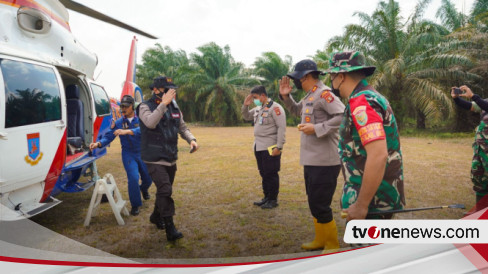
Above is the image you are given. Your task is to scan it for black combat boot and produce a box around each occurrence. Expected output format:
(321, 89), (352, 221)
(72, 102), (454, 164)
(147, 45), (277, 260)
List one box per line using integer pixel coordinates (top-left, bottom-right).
(149, 207), (165, 230)
(253, 197), (268, 206)
(261, 199), (278, 209)
(163, 216), (183, 241)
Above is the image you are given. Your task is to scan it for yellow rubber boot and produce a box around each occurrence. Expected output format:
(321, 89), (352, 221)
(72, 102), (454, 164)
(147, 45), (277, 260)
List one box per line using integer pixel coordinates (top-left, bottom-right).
(322, 219), (340, 254)
(301, 218), (326, 250)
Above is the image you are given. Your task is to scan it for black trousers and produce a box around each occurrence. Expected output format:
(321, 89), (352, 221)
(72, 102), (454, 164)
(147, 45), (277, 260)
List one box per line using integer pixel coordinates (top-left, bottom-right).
(304, 165), (341, 223)
(146, 163), (177, 217)
(254, 148), (281, 200)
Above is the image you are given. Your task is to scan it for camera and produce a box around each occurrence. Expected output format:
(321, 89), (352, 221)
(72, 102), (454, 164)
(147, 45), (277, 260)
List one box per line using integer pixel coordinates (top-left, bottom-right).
(454, 88), (463, 95)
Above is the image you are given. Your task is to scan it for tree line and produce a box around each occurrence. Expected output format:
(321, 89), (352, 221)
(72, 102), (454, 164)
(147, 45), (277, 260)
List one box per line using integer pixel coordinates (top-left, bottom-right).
(136, 0), (488, 131)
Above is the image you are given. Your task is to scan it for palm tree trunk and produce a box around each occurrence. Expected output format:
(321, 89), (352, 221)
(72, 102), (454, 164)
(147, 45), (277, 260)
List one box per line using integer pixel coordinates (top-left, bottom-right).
(416, 109), (426, 129)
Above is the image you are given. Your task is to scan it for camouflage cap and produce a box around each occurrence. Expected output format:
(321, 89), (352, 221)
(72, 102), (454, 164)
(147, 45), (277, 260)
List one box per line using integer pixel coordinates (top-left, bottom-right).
(325, 51), (376, 77)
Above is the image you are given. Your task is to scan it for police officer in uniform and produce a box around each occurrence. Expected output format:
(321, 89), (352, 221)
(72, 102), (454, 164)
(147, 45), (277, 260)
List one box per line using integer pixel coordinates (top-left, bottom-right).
(279, 60), (345, 253)
(137, 76), (198, 242)
(89, 95), (152, 216)
(325, 51), (405, 221)
(452, 85), (488, 206)
(242, 85), (286, 209)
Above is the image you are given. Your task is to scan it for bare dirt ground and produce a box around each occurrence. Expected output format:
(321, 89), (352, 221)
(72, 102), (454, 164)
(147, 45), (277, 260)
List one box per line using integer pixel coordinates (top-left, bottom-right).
(31, 126), (476, 261)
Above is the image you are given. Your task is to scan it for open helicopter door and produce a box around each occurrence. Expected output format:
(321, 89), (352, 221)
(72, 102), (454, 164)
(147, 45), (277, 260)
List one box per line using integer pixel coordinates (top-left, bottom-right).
(0, 56), (65, 220)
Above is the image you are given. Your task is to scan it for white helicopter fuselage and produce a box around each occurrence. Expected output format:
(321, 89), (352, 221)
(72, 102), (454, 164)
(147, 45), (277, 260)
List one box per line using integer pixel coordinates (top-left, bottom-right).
(0, 0), (113, 220)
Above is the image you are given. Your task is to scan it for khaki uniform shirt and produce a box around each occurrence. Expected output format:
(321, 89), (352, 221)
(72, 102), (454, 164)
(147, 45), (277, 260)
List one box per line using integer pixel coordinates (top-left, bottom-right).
(242, 99), (286, 151)
(282, 81), (345, 166)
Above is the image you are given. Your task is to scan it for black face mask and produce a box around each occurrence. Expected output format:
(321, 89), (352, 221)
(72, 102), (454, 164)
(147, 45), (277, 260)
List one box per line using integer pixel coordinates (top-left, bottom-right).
(330, 76), (342, 98)
(293, 78), (303, 90)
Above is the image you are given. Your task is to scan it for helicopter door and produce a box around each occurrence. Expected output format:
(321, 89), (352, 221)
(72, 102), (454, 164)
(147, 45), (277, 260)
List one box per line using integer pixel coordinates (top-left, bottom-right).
(88, 82), (112, 142)
(0, 57), (66, 214)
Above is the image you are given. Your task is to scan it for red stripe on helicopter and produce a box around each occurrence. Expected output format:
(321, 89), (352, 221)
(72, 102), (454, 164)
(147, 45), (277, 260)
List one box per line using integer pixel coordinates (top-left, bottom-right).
(0, 0), (71, 31)
(40, 129), (67, 202)
(93, 116), (104, 143)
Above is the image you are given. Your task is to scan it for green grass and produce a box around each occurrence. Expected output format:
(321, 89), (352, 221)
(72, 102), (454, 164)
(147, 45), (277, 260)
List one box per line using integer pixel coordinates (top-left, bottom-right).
(31, 126), (476, 261)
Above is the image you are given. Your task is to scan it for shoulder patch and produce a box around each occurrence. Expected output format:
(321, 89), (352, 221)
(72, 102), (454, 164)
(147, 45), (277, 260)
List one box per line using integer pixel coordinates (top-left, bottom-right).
(274, 107), (281, 116)
(321, 90), (334, 103)
(349, 94), (385, 145)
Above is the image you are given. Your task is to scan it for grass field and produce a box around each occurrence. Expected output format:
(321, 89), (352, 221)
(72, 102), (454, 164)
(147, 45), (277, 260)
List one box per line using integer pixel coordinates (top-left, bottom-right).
(31, 126), (476, 262)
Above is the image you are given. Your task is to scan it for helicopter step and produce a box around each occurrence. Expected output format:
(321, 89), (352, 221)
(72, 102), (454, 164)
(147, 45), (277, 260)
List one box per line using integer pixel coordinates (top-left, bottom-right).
(0, 196), (62, 221)
(54, 156), (99, 194)
(84, 173), (129, 226)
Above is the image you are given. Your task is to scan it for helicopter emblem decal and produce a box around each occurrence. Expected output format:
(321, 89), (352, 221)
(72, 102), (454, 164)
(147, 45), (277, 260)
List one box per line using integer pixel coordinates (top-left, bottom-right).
(25, 133), (43, 166)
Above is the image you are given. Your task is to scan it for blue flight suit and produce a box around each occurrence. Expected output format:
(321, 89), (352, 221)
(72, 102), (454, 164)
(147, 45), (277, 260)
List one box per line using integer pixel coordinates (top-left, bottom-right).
(98, 116), (152, 208)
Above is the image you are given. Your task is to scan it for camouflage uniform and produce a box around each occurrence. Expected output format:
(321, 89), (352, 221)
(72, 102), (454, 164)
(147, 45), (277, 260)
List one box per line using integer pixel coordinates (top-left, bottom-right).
(470, 102), (488, 200)
(339, 79), (405, 214)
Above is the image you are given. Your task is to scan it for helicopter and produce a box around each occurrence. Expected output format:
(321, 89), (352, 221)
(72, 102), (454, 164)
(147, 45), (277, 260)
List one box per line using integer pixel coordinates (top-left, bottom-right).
(0, 0), (155, 220)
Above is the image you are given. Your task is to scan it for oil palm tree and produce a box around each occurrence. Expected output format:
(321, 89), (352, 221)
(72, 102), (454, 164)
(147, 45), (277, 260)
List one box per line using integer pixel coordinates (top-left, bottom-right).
(253, 52), (292, 101)
(323, 0), (476, 129)
(136, 44), (190, 98)
(181, 42), (256, 126)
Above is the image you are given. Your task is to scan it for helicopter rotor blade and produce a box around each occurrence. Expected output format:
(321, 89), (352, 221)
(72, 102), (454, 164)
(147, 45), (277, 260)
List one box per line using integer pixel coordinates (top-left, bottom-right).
(59, 0), (157, 39)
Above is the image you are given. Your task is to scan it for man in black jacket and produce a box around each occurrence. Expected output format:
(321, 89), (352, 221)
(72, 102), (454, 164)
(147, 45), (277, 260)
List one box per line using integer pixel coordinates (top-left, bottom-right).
(138, 76), (198, 242)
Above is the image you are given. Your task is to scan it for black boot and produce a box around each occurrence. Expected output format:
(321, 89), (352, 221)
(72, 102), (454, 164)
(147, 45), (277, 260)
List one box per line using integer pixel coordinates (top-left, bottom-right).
(163, 216), (183, 241)
(261, 199), (278, 209)
(253, 197), (268, 206)
(149, 208), (165, 230)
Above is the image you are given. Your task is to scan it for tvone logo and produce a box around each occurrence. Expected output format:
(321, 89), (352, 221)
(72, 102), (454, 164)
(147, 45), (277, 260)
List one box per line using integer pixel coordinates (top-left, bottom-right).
(368, 226), (380, 239)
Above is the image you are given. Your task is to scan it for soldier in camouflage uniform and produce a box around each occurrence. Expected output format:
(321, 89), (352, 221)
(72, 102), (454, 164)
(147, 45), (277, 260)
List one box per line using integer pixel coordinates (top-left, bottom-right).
(325, 51), (405, 220)
(452, 85), (488, 204)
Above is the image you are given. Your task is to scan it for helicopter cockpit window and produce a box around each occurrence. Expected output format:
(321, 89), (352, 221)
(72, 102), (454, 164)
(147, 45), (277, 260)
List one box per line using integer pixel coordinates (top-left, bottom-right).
(2, 59), (61, 128)
(90, 84), (110, 116)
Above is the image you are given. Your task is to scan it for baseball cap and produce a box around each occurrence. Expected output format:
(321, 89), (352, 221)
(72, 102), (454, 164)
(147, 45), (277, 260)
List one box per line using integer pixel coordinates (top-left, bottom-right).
(120, 95), (135, 107)
(153, 76), (178, 89)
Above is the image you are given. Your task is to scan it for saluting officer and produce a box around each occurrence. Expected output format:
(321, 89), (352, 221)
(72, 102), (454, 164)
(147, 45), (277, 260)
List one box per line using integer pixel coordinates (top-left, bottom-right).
(279, 60), (345, 253)
(242, 85), (286, 209)
(137, 76), (199, 242)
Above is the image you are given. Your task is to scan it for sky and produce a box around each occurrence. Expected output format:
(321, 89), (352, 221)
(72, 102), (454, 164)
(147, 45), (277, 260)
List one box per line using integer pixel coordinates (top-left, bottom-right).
(67, 0), (475, 98)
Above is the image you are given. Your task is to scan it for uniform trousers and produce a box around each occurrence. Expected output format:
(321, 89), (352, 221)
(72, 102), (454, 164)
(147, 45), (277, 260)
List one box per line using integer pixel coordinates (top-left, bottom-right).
(146, 163), (177, 217)
(304, 165), (341, 223)
(121, 151), (152, 208)
(254, 148), (281, 200)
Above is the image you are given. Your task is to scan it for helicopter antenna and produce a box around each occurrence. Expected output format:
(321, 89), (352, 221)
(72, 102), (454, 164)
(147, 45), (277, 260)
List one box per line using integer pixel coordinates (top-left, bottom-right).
(94, 70), (102, 81)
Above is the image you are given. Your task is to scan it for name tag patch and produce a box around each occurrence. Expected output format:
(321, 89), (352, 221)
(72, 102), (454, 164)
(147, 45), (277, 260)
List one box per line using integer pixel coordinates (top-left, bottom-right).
(172, 113), (181, 119)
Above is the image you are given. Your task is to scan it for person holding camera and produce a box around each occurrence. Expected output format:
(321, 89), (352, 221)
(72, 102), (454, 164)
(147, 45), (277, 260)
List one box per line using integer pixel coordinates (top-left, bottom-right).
(137, 76), (198, 242)
(89, 95), (152, 216)
(242, 85), (286, 209)
(452, 85), (488, 204)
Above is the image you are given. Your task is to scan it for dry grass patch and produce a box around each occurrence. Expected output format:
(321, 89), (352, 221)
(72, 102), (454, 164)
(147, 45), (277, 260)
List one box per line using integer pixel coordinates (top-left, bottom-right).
(31, 126), (476, 261)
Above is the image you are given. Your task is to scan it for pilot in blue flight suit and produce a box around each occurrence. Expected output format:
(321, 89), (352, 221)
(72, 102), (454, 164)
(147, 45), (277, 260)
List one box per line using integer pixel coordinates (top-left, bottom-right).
(89, 95), (152, 216)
